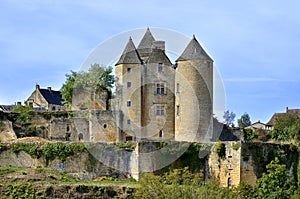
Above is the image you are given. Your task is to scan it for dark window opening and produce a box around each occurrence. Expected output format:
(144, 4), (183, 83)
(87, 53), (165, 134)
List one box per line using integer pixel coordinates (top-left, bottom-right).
(78, 133), (83, 141)
(127, 67), (131, 73)
(127, 120), (131, 125)
(127, 82), (131, 88)
(52, 106), (56, 111)
(127, 101), (131, 107)
(159, 130), (163, 138)
(158, 63), (163, 72)
(126, 136), (133, 141)
(156, 83), (166, 95)
(104, 124), (107, 128)
(176, 105), (180, 116)
(228, 178), (232, 188)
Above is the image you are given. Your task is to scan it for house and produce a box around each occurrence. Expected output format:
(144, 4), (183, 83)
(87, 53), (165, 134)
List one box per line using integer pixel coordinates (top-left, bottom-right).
(245, 121), (267, 131)
(266, 107), (300, 130)
(26, 85), (64, 111)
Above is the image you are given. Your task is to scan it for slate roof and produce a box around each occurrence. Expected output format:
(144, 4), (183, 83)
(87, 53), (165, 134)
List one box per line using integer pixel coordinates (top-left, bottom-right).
(177, 35), (213, 62)
(0, 105), (16, 112)
(116, 37), (142, 65)
(39, 89), (63, 106)
(266, 113), (285, 126)
(147, 48), (172, 65)
(137, 28), (156, 58)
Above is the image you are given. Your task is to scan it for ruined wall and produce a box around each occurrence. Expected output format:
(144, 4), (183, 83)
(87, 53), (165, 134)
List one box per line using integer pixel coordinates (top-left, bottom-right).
(208, 141), (299, 187)
(208, 142), (241, 187)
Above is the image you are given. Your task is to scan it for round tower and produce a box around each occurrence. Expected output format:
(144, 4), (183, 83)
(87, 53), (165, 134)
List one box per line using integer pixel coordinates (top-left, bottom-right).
(175, 35), (213, 142)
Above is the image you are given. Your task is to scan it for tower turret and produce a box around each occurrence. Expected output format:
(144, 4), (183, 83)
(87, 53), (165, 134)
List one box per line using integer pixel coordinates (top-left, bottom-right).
(175, 35), (213, 142)
(115, 37), (143, 141)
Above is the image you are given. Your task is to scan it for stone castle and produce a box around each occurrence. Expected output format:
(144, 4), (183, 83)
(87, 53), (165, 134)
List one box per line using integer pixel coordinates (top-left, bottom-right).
(34, 28), (214, 143)
(114, 28), (213, 142)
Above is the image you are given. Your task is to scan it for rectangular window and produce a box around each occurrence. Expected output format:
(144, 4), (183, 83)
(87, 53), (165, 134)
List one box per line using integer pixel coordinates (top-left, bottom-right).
(176, 105), (180, 116)
(176, 83), (180, 93)
(156, 105), (165, 116)
(156, 83), (166, 94)
(127, 119), (131, 125)
(127, 101), (131, 107)
(127, 82), (131, 88)
(127, 67), (131, 73)
(158, 63), (163, 72)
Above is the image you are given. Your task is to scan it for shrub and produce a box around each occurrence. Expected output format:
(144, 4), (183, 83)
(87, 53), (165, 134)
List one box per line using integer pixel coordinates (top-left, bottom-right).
(215, 142), (226, 159)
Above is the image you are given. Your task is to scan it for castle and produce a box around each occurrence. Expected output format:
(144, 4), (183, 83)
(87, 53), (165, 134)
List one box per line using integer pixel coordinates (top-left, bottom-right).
(21, 28), (214, 143)
(114, 28), (213, 142)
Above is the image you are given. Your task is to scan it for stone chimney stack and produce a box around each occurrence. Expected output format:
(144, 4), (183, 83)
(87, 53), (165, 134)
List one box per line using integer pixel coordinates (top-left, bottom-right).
(286, 106), (289, 112)
(36, 84), (40, 90)
(17, 101), (21, 106)
(152, 41), (165, 52)
(48, 87), (51, 91)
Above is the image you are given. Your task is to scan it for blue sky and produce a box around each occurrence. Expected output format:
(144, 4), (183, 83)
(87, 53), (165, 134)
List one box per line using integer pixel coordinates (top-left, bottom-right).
(0, 0), (300, 124)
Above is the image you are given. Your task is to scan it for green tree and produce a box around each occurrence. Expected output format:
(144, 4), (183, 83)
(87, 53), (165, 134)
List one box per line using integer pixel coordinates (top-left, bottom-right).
(61, 64), (114, 109)
(223, 110), (236, 126)
(270, 114), (300, 141)
(256, 157), (295, 199)
(237, 113), (251, 128)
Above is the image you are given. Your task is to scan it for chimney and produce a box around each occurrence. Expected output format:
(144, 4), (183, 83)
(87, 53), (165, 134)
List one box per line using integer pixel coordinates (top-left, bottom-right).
(17, 101), (21, 106)
(36, 84), (40, 90)
(48, 87), (51, 91)
(286, 107), (289, 113)
(152, 41), (165, 52)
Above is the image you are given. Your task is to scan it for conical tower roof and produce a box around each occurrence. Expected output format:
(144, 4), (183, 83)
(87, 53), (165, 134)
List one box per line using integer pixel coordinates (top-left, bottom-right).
(116, 37), (142, 65)
(176, 35), (213, 62)
(137, 28), (156, 58)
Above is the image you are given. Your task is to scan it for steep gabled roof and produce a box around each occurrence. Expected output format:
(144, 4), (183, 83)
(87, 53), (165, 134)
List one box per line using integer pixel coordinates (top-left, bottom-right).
(137, 28), (156, 57)
(116, 37), (142, 65)
(39, 89), (63, 106)
(266, 113), (285, 126)
(176, 35), (213, 62)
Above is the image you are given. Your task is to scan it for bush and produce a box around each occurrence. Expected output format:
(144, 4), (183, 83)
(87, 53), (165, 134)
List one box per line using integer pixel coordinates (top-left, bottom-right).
(215, 142), (226, 159)
(232, 142), (240, 151)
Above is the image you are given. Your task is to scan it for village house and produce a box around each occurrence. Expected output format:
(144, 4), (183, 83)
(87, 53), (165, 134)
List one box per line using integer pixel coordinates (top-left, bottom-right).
(25, 84), (64, 111)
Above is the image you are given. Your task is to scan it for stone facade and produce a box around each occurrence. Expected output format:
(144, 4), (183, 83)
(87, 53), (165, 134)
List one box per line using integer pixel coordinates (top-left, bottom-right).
(26, 85), (65, 111)
(115, 28), (213, 142)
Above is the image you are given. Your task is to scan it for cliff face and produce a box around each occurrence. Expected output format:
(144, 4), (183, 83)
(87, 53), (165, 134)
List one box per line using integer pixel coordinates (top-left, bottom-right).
(208, 141), (299, 187)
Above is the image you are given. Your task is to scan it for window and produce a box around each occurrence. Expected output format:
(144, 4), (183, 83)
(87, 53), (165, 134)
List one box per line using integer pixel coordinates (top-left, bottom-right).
(156, 83), (166, 94)
(52, 106), (56, 111)
(127, 101), (131, 107)
(127, 82), (131, 88)
(127, 67), (131, 73)
(127, 119), (131, 125)
(156, 105), (165, 116)
(158, 63), (163, 72)
(176, 83), (180, 93)
(176, 105), (180, 116)
(159, 130), (163, 138)
(228, 178), (232, 188)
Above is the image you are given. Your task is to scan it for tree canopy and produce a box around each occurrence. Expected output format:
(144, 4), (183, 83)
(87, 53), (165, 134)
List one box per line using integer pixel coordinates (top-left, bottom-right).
(61, 64), (114, 109)
(237, 113), (251, 128)
(256, 157), (295, 199)
(223, 110), (236, 126)
(270, 114), (300, 142)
